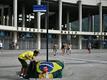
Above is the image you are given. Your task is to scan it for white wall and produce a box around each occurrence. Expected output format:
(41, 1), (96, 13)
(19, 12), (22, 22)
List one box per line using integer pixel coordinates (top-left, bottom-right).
(62, 0), (78, 4)
(62, 0), (107, 6)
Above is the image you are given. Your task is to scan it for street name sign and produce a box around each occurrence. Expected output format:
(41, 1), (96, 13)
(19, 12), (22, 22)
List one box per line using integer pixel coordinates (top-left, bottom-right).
(33, 5), (47, 12)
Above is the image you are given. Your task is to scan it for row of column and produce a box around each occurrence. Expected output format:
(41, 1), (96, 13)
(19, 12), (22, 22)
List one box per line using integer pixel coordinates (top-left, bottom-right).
(58, 0), (103, 49)
(13, 0), (103, 49)
(0, 6), (10, 25)
(58, 0), (83, 49)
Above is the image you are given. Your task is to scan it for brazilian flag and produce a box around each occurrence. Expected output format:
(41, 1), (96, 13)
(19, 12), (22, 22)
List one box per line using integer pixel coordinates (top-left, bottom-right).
(26, 60), (64, 79)
(37, 60), (64, 78)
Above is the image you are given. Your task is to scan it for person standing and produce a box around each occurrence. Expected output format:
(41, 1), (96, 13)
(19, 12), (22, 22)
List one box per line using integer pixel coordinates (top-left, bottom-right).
(67, 43), (72, 55)
(64, 43), (67, 54)
(52, 43), (58, 56)
(0, 40), (3, 50)
(87, 42), (91, 54)
(61, 43), (67, 55)
(61, 44), (65, 56)
(18, 49), (40, 78)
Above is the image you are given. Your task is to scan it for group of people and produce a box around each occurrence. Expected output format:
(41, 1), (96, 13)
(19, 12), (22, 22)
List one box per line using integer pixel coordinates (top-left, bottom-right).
(0, 41), (20, 50)
(52, 43), (72, 56)
(61, 43), (72, 55)
(18, 42), (91, 79)
(52, 42), (91, 55)
(9, 42), (19, 49)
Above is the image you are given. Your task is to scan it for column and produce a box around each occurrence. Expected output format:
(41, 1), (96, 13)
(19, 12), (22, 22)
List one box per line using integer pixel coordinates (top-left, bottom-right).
(7, 7), (10, 26)
(13, 0), (18, 49)
(8, 7), (12, 26)
(37, 34), (41, 49)
(78, 0), (82, 49)
(67, 11), (71, 42)
(78, 0), (82, 32)
(13, 32), (17, 46)
(37, 0), (41, 49)
(22, 5), (25, 27)
(6, 16), (9, 26)
(12, 15), (14, 26)
(59, 0), (62, 30)
(99, 2), (103, 49)
(58, 0), (62, 49)
(88, 14), (93, 32)
(79, 36), (82, 49)
(1, 6), (4, 25)
(92, 15), (94, 32)
(67, 11), (70, 30)
(37, 0), (41, 29)
(14, 0), (17, 27)
(99, 3), (102, 33)
(2, 7), (5, 25)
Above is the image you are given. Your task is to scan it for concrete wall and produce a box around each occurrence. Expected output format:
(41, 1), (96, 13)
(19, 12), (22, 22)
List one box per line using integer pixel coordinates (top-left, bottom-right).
(62, 0), (107, 6)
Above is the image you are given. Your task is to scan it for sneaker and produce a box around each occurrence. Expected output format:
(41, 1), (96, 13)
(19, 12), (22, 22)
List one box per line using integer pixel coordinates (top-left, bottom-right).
(54, 54), (56, 56)
(23, 75), (29, 79)
(19, 74), (24, 78)
(19, 76), (23, 79)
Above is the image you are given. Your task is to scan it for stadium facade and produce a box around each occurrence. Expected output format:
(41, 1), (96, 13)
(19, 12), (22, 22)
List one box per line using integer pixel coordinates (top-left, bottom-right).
(0, 0), (107, 49)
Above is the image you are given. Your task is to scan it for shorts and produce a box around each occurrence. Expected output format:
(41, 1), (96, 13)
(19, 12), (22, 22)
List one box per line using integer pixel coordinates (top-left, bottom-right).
(87, 48), (90, 50)
(18, 58), (28, 68)
(67, 48), (70, 50)
(0, 47), (2, 49)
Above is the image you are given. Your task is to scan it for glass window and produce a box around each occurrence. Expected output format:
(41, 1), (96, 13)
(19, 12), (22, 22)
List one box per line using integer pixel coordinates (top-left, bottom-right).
(94, 15), (100, 32)
(103, 14), (107, 32)
(71, 20), (79, 31)
(82, 17), (89, 31)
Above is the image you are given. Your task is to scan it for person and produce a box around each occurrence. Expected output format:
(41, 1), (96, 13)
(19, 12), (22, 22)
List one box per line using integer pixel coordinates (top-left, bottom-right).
(67, 43), (72, 55)
(9, 42), (15, 49)
(61, 43), (67, 55)
(18, 49), (40, 78)
(87, 42), (91, 54)
(0, 41), (3, 49)
(61, 44), (65, 56)
(16, 43), (19, 49)
(64, 43), (67, 54)
(52, 43), (58, 56)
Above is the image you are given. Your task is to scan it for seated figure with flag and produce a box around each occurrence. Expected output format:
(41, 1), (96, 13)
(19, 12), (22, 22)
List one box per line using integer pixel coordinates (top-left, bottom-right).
(24, 60), (64, 79)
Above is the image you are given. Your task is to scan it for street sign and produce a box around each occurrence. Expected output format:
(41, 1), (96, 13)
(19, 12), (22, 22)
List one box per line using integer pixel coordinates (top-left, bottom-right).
(33, 5), (47, 12)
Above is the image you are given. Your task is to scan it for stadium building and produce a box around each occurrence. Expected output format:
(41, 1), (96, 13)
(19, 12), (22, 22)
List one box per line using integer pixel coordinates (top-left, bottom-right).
(0, 0), (107, 49)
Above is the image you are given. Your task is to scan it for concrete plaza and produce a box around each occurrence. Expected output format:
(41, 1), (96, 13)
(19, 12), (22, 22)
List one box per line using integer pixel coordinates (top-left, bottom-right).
(0, 49), (107, 80)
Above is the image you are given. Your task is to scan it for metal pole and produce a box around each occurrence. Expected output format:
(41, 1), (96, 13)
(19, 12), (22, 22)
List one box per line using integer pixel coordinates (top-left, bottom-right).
(46, 0), (49, 62)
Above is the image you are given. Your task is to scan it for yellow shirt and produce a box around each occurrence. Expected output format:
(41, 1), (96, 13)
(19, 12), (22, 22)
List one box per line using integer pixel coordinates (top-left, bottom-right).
(18, 51), (34, 60)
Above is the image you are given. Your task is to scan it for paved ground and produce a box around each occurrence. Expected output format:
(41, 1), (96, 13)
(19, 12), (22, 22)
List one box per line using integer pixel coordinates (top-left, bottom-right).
(0, 49), (107, 80)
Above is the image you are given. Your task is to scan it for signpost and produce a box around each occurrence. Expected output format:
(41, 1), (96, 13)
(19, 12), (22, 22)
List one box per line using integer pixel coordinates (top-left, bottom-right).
(46, 1), (49, 62)
(33, 3), (49, 62)
(32, 2), (64, 79)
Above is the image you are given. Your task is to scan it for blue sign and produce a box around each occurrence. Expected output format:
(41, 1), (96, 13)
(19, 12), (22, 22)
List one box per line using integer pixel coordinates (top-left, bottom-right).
(33, 5), (47, 12)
